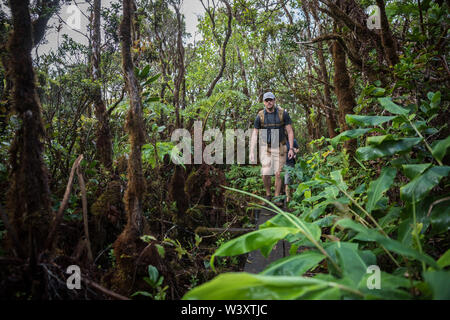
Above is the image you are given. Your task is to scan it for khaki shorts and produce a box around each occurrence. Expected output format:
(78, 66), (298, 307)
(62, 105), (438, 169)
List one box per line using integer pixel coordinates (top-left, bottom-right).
(260, 144), (287, 176)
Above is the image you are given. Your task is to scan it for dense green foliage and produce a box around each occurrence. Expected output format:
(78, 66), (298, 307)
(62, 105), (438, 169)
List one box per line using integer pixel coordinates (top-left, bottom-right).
(185, 91), (449, 299)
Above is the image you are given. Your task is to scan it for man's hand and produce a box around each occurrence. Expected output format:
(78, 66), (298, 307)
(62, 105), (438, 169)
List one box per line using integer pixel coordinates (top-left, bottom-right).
(288, 149), (294, 160)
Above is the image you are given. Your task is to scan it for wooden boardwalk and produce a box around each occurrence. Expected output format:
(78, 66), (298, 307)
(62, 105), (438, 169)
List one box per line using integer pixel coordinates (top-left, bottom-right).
(243, 208), (290, 273)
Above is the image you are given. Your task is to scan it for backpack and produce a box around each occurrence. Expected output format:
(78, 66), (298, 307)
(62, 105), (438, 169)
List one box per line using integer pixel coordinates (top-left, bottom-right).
(258, 107), (286, 144)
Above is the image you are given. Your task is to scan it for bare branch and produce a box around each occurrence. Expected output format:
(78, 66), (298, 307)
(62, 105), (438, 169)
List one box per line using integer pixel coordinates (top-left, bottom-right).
(206, 0), (233, 97)
(82, 278), (131, 300)
(76, 166), (93, 262)
(46, 154), (84, 249)
(107, 87), (126, 115)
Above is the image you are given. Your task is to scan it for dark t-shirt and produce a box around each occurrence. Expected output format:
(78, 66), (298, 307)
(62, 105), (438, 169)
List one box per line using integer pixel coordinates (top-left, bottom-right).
(286, 138), (299, 167)
(254, 107), (292, 145)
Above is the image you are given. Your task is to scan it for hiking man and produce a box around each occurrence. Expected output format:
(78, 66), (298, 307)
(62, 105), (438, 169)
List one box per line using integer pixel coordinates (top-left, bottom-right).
(285, 137), (299, 204)
(250, 92), (294, 205)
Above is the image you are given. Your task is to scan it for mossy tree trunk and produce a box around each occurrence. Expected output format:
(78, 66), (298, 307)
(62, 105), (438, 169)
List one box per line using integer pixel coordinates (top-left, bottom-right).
(6, 0), (52, 264)
(171, 1), (185, 129)
(375, 0), (399, 67)
(112, 0), (156, 295)
(331, 36), (357, 156)
(309, 1), (338, 138)
(119, 0), (146, 237)
(92, 0), (113, 169)
(1, 0), (60, 134)
(0, 47), (12, 134)
(302, 3), (323, 140)
(318, 41), (338, 139)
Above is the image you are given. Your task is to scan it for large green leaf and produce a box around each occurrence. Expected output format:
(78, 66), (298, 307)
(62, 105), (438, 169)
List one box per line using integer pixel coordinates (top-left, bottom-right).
(259, 210), (322, 241)
(437, 249), (450, 268)
(330, 128), (372, 147)
(378, 97), (410, 115)
(431, 136), (450, 163)
(379, 206), (401, 228)
(428, 91), (441, 109)
(314, 215), (339, 228)
(366, 167), (397, 213)
(397, 216), (430, 248)
(330, 169), (348, 191)
(143, 73), (161, 86)
(138, 65), (150, 79)
(325, 242), (376, 285)
(261, 251), (325, 276)
(211, 227), (299, 270)
(429, 199), (450, 235)
(400, 166), (450, 203)
(423, 271), (450, 299)
(356, 137), (422, 161)
(335, 219), (439, 269)
(401, 163), (432, 180)
(367, 134), (394, 146)
(358, 272), (413, 300)
(346, 114), (397, 127)
(183, 273), (353, 300)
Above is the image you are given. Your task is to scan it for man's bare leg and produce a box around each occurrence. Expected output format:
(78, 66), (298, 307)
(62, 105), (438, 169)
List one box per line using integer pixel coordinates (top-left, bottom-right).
(285, 184), (290, 203)
(274, 171), (282, 196)
(263, 175), (271, 197)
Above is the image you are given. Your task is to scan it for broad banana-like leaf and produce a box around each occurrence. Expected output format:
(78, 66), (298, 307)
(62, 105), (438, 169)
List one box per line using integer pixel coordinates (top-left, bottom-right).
(400, 166), (450, 203)
(366, 167), (397, 213)
(330, 128), (372, 147)
(183, 272), (355, 300)
(437, 249), (450, 268)
(356, 137), (422, 161)
(401, 163), (432, 180)
(210, 227), (299, 271)
(261, 251), (325, 276)
(335, 219), (439, 269)
(423, 271), (450, 300)
(431, 136), (450, 163)
(378, 97), (410, 115)
(325, 242), (376, 285)
(346, 114), (396, 127)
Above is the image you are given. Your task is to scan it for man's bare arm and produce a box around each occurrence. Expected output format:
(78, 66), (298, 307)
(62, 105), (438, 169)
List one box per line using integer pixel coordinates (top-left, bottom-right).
(285, 124), (294, 159)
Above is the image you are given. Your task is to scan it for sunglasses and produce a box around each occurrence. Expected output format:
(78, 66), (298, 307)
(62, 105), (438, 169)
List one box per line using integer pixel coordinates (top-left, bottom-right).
(264, 98), (274, 102)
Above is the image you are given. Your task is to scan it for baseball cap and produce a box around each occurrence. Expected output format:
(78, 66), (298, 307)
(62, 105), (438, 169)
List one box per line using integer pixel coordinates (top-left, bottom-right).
(263, 92), (275, 100)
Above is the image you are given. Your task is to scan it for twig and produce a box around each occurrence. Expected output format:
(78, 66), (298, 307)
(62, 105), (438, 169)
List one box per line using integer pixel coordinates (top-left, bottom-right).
(93, 243), (112, 265)
(440, 55), (450, 77)
(427, 196), (450, 217)
(107, 88), (126, 116)
(46, 154), (84, 249)
(195, 227), (254, 235)
(407, 118), (443, 166)
(76, 165), (93, 262)
(82, 278), (130, 300)
(54, 12), (90, 41)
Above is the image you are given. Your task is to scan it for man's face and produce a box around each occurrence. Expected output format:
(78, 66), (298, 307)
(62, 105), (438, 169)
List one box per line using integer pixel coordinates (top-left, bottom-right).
(264, 98), (275, 111)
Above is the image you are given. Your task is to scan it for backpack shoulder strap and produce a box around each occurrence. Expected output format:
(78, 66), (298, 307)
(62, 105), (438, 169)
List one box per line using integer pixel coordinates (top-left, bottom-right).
(258, 109), (265, 127)
(277, 107), (285, 125)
